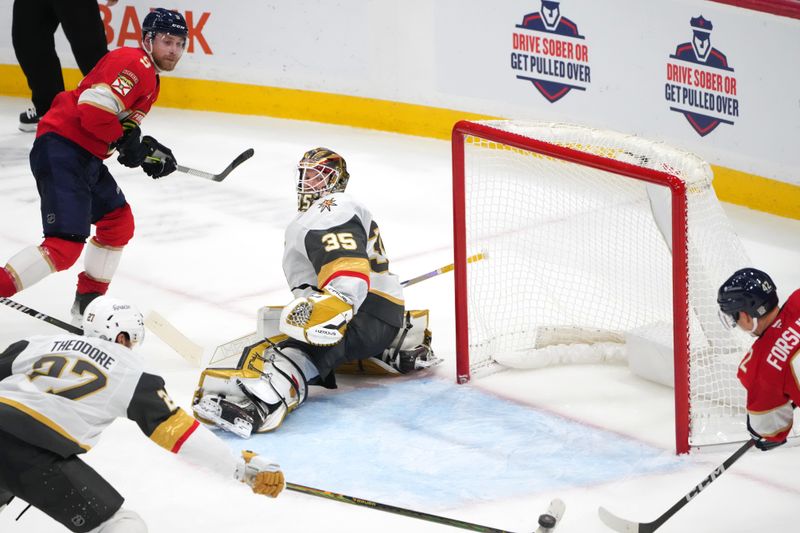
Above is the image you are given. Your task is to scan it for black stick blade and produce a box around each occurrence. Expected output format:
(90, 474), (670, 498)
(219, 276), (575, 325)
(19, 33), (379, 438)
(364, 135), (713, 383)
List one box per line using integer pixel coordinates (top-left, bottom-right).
(213, 147), (255, 182)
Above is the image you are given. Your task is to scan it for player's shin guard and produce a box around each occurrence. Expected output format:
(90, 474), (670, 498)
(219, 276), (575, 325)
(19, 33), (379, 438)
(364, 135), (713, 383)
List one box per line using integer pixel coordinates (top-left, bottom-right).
(72, 236), (127, 322)
(83, 238), (124, 286)
(2, 238), (86, 296)
(2, 245), (57, 295)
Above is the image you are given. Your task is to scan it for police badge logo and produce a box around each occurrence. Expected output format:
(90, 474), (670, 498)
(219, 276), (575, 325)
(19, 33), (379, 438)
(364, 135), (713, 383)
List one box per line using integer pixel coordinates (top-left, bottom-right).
(510, 1), (591, 103)
(665, 16), (740, 136)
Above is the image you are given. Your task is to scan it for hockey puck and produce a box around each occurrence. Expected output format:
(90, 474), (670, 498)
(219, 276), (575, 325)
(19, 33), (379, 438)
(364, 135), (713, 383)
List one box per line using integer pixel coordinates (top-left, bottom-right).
(538, 513), (557, 529)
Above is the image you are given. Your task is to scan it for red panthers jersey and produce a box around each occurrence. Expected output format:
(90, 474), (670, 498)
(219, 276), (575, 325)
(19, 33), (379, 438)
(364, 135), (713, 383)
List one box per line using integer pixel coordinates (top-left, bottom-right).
(737, 289), (800, 442)
(37, 47), (160, 159)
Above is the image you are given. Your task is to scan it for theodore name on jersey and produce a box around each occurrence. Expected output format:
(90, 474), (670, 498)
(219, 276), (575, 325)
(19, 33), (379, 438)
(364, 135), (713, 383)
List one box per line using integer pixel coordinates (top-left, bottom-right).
(48, 338), (117, 371)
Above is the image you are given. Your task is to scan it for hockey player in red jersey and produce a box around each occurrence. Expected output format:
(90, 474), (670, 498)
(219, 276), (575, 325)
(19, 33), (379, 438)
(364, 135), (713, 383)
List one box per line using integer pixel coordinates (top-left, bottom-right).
(717, 268), (800, 451)
(0, 296), (284, 532)
(0, 8), (187, 321)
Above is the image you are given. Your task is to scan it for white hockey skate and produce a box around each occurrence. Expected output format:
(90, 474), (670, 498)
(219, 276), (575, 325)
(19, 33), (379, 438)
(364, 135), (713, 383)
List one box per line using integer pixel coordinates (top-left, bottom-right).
(193, 395), (255, 439)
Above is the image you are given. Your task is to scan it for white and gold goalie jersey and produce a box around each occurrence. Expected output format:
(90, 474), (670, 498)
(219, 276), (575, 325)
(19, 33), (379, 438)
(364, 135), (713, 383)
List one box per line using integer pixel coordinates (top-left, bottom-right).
(283, 192), (405, 328)
(0, 334), (199, 458)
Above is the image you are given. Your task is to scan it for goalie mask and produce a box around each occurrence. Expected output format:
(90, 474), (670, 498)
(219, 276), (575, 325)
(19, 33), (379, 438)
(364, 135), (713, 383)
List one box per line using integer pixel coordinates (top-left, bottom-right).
(296, 148), (350, 211)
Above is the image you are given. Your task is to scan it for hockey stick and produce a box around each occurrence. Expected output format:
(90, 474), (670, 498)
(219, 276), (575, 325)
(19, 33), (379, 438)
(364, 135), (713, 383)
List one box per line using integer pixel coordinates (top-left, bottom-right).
(287, 482), (564, 533)
(144, 311), (203, 366)
(178, 147), (254, 182)
(0, 296), (201, 366)
(0, 297), (82, 335)
(145, 148), (255, 183)
(598, 439), (756, 532)
(401, 252), (486, 287)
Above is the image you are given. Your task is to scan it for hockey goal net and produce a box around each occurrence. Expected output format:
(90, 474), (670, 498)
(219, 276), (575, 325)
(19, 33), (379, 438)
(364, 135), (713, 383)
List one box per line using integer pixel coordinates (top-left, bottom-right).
(452, 120), (753, 453)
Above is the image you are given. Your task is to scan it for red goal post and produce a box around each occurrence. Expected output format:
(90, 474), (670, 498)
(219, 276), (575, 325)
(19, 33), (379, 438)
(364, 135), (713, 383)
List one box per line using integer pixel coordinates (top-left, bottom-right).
(451, 120), (751, 454)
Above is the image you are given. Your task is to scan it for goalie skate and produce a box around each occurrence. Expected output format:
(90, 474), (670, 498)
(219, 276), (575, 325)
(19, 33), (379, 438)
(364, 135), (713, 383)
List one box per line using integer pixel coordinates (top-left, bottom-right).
(193, 395), (255, 439)
(383, 345), (441, 374)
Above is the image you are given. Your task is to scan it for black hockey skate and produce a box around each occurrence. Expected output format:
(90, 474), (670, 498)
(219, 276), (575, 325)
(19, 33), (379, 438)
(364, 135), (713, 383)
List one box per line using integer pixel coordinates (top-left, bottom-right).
(70, 291), (102, 325)
(19, 108), (39, 132)
(383, 344), (440, 374)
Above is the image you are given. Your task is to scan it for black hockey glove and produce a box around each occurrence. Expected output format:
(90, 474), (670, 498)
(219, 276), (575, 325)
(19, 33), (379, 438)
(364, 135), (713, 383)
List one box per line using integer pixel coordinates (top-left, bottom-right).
(115, 124), (149, 168)
(747, 416), (787, 452)
(140, 136), (177, 179)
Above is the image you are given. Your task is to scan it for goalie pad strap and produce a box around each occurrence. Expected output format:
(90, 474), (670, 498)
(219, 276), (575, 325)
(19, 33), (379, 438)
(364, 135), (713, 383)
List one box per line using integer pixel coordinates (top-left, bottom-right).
(266, 344), (309, 405)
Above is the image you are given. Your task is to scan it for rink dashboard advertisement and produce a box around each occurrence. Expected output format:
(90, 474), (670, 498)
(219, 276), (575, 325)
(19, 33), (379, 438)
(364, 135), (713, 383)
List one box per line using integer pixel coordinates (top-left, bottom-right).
(0, 0), (796, 196)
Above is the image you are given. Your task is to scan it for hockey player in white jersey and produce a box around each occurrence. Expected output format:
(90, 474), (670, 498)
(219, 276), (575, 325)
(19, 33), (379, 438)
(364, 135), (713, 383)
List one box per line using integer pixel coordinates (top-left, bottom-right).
(193, 148), (437, 438)
(0, 296), (284, 532)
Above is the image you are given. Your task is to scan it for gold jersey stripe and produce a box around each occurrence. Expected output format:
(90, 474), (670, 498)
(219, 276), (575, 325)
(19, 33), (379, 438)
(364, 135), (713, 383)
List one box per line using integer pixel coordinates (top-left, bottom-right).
(318, 257), (371, 287)
(150, 408), (198, 452)
(369, 288), (404, 306)
(0, 397), (91, 451)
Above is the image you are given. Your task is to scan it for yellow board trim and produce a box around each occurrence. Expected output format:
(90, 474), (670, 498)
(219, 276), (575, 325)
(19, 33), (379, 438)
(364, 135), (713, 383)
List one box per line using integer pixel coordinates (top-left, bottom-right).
(712, 167), (800, 221)
(0, 397), (91, 451)
(2, 63), (797, 220)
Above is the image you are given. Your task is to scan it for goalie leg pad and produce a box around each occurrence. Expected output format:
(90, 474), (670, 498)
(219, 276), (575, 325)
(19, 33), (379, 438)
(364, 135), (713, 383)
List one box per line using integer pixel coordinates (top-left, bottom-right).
(193, 348), (310, 436)
(239, 349), (309, 433)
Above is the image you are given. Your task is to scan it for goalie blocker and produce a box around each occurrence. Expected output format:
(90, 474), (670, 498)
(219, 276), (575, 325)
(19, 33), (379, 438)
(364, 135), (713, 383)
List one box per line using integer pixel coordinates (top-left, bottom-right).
(192, 307), (438, 437)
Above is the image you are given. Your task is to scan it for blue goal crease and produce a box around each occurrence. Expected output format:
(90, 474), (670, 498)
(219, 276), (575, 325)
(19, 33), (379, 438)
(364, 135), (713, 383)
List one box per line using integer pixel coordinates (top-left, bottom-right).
(218, 377), (684, 508)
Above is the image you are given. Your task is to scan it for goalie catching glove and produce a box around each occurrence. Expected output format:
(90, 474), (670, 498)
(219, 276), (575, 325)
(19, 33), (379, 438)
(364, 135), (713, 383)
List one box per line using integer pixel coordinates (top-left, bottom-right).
(235, 450), (285, 497)
(280, 288), (353, 346)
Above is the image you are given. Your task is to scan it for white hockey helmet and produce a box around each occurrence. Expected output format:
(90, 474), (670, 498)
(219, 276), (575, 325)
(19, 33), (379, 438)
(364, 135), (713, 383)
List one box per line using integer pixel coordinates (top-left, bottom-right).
(82, 296), (146, 347)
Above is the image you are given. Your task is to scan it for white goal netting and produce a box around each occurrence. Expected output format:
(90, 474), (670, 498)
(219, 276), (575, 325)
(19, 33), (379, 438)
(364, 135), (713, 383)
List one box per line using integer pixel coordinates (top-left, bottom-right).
(456, 120), (754, 449)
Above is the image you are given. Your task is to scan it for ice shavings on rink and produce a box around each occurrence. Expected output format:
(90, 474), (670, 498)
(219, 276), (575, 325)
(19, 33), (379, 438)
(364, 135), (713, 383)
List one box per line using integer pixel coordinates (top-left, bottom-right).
(217, 376), (686, 509)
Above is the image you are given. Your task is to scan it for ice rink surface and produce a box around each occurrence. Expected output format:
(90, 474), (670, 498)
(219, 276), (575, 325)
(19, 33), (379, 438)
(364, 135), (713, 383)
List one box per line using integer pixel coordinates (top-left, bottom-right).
(0, 95), (798, 532)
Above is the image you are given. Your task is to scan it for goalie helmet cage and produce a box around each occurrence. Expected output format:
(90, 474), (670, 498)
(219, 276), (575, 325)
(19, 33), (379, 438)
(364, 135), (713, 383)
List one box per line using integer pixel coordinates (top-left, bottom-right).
(451, 120), (753, 454)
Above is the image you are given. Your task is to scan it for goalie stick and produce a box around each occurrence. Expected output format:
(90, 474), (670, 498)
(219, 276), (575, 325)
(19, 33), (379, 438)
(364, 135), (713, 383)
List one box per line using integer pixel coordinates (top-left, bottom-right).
(288, 482), (564, 533)
(146, 147), (255, 182)
(401, 252), (486, 287)
(144, 311), (203, 366)
(158, 255), (489, 365)
(598, 439), (756, 532)
(0, 297), (82, 335)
